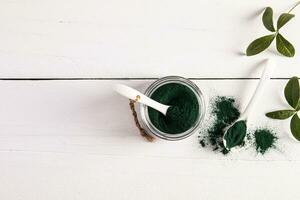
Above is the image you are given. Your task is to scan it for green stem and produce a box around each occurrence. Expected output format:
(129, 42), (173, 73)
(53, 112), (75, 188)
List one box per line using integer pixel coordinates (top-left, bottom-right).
(288, 1), (300, 13)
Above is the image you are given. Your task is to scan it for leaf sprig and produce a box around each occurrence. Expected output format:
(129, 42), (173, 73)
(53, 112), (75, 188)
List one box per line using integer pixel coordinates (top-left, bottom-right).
(266, 77), (300, 141)
(246, 2), (300, 57)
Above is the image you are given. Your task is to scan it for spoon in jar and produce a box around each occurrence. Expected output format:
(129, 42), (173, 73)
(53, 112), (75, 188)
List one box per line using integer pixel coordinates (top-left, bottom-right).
(222, 58), (276, 151)
(114, 84), (172, 115)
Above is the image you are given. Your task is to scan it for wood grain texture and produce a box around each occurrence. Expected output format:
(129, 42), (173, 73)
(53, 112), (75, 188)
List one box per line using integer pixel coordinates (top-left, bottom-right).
(0, 80), (300, 199)
(1, 0), (300, 199)
(1, 0), (300, 78)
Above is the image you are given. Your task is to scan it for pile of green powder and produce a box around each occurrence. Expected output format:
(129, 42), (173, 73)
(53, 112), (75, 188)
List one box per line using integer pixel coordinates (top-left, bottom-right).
(199, 96), (278, 155)
(148, 83), (199, 134)
(199, 96), (240, 154)
(254, 129), (278, 155)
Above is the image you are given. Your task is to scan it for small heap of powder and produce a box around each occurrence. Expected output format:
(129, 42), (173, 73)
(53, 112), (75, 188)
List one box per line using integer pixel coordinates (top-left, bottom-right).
(199, 96), (240, 154)
(254, 129), (278, 155)
(148, 83), (199, 134)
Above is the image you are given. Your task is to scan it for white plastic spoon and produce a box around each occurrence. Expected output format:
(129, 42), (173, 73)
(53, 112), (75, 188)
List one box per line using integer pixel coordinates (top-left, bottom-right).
(223, 58), (276, 150)
(114, 84), (170, 115)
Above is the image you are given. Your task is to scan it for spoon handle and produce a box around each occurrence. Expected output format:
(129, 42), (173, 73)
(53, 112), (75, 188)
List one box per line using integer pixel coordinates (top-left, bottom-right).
(114, 84), (169, 115)
(241, 59), (276, 119)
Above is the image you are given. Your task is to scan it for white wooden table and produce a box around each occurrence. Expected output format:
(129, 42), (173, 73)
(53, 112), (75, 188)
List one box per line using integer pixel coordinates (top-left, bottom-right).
(1, 0), (300, 199)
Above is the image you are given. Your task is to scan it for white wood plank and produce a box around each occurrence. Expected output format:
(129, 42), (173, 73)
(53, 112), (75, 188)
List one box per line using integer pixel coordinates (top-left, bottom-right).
(1, 0), (300, 78)
(0, 79), (298, 160)
(0, 80), (300, 200)
(0, 79), (300, 199)
(0, 153), (300, 200)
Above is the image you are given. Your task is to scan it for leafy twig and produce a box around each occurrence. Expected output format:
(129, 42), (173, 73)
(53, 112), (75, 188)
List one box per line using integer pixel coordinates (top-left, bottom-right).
(266, 77), (300, 141)
(246, 2), (300, 57)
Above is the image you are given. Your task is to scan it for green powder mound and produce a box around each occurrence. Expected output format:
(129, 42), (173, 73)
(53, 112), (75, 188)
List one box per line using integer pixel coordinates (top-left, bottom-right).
(148, 83), (199, 134)
(224, 120), (247, 150)
(254, 129), (278, 155)
(199, 96), (240, 154)
(166, 106), (185, 122)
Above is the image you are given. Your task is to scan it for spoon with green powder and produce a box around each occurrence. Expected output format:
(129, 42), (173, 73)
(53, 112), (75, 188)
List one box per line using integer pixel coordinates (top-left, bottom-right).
(223, 59), (276, 151)
(114, 84), (179, 118)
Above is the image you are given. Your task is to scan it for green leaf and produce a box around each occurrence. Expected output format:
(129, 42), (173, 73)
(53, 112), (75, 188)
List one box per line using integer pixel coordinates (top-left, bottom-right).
(277, 13), (295, 30)
(246, 34), (275, 56)
(266, 110), (296, 120)
(262, 7), (275, 32)
(285, 77), (300, 109)
(276, 33), (295, 57)
(291, 114), (300, 141)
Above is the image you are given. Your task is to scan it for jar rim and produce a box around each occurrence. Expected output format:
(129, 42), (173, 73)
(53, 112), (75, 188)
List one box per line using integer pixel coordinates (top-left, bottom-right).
(139, 76), (206, 141)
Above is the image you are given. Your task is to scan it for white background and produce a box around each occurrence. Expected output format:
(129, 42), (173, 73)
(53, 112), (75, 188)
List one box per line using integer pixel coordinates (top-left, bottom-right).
(1, 0), (300, 199)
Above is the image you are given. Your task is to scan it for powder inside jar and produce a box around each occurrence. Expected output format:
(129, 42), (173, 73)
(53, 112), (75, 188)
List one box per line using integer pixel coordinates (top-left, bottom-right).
(148, 83), (199, 134)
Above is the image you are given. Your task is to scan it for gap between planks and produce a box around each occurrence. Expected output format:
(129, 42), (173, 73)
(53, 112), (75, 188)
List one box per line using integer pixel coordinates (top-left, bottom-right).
(0, 77), (291, 81)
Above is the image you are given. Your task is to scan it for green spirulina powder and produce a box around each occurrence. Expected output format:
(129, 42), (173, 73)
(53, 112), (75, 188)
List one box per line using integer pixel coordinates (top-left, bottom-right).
(224, 120), (247, 150)
(199, 96), (240, 154)
(254, 129), (278, 155)
(148, 83), (199, 134)
(199, 96), (278, 155)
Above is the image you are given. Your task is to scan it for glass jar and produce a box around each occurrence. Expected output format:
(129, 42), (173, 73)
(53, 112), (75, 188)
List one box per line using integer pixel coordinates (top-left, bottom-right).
(139, 76), (206, 141)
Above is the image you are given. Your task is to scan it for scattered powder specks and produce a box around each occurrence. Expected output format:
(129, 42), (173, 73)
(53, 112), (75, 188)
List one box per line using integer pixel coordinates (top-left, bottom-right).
(199, 96), (240, 154)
